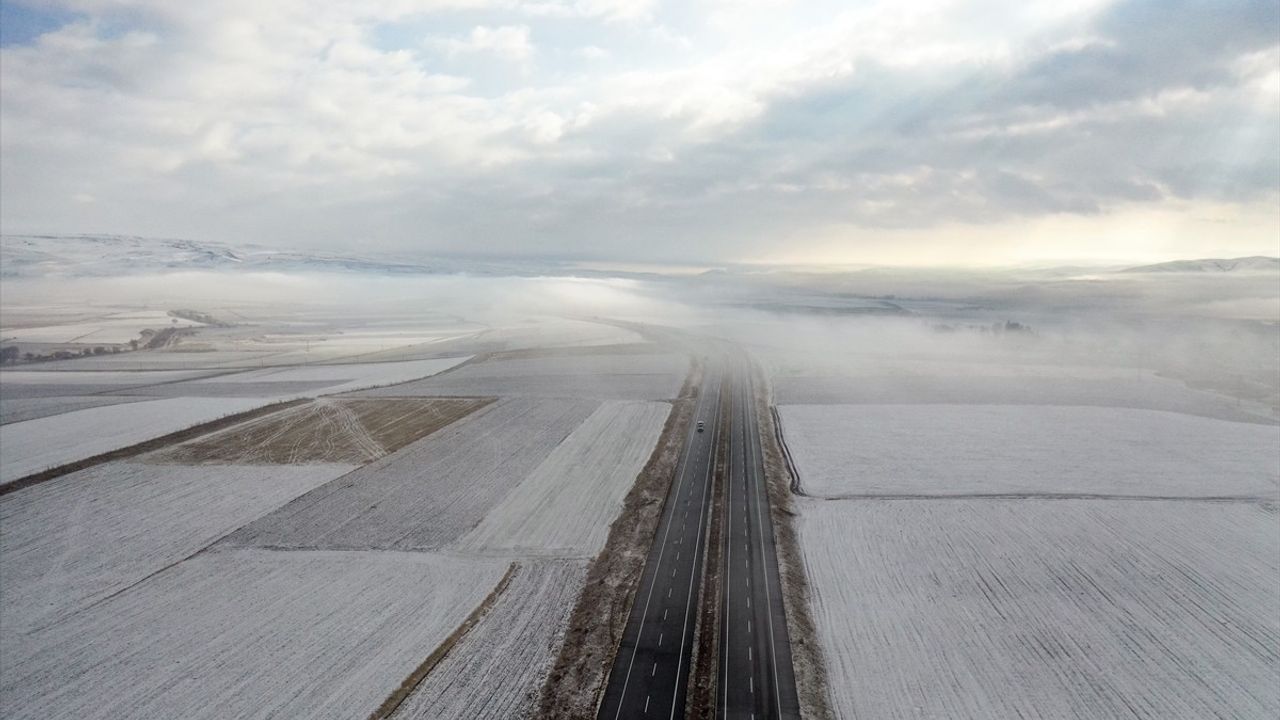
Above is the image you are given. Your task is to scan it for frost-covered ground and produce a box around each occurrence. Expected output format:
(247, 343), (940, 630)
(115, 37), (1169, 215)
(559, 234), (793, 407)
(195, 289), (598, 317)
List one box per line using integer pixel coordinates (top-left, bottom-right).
(225, 397), (601, 550)
(779, 404), (1280, 498)
(453, 401), (670, 556)
(0, 311), (206, 344)
(798, 499), (1280, 719)
(0, 395), (151, 425)
(0, 369), (219, 386)
(0, 462), (352, 632)
(773, 371), (1271, 423)
(357, 350), (687, 401)
(185, 354), (471, 394)
(390, 559), (588, 720)
(0, 397), (269, 483)
(0, 548), (508, 720)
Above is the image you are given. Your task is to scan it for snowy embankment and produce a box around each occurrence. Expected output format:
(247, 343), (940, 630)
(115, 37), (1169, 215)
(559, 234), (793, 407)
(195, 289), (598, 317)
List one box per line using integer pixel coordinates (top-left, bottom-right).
(0, 548), (508, 720)
(778, 404), (1280, 498)
(225, 397), (600, 550)
(390, 559), (588, 720)
(0, 397), (270, 484)
(0, 462), (353, 633)
(798, 499), (1280, 719)
(453, 400), (670, 556)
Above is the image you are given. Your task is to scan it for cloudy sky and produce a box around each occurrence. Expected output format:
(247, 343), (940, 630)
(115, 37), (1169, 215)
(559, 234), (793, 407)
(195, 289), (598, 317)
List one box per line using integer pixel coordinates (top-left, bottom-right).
(1, 0), (1277, 265)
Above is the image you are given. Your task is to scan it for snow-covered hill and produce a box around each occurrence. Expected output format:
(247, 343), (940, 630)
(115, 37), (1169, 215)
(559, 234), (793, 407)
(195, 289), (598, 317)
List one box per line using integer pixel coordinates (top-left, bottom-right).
(0, 234), (545, 278)
(1121, 256), (1280, 273)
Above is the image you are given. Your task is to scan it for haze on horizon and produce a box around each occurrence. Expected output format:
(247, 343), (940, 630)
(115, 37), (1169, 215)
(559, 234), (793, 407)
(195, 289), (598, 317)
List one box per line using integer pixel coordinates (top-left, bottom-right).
(1, 0), (1277, 266)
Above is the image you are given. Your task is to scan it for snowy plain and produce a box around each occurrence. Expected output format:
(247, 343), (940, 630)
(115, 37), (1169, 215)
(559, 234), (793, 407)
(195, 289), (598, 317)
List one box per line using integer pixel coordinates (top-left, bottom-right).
(390, 559), (588, 720)
(798, 498), (1280, 719)
(0, 547), (508, 720)
(0, 462), (353, 633)
(778, 404), (1280, 498)
(225, 397), (600, 550)
(0, 395), (151, 425)
(453, 400), (670, 556)
(0, 397), (271, 483)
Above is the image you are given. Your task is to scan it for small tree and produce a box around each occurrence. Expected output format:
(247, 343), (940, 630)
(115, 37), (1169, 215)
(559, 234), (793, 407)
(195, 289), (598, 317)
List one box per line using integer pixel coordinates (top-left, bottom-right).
(0, 346), (18, 364)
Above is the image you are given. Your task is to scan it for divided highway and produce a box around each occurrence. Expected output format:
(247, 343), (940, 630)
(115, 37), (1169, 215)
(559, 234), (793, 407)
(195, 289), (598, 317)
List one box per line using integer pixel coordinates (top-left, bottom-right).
(598, 364), (724, 719)
(598, 354), (800, 719)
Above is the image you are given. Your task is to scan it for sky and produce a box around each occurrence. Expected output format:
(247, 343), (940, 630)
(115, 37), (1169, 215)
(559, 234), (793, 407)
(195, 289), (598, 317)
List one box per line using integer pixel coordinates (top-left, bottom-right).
(1, 0), (1277, 266)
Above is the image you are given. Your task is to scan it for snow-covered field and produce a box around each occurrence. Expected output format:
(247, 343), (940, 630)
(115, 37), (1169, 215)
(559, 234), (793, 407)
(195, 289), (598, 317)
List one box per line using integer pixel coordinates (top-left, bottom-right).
(0, 311), (205, 344)
(357, 352), (687, 401)
(187, 354), (471, 394)
(390, 559), (588, 720)
(772, 372), (1272, 423)
(0, 395), (151, 424)
(0, 397), (274, 483)
(0, 462), (352, 632)
(779, 404), (1280, 498)
(798, 498), (1280, 719)
(225, 397), (600, 550)
(0, 547), (508, 720)
(0, 369), (218, 385)
(453, 401), (669, 556)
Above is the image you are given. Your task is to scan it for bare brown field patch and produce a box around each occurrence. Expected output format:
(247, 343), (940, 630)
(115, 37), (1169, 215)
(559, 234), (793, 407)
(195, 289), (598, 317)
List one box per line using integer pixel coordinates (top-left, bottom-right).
(153, 397), (492, 465)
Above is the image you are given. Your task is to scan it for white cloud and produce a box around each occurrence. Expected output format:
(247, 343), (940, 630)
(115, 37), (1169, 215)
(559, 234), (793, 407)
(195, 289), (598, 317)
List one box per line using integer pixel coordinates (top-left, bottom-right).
(437, 24), (535, 62)
(0, 0), (1276, 264)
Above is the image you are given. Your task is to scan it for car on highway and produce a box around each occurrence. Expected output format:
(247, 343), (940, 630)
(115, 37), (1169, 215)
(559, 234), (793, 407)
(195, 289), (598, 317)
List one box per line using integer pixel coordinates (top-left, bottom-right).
(697, 420), (705, 432)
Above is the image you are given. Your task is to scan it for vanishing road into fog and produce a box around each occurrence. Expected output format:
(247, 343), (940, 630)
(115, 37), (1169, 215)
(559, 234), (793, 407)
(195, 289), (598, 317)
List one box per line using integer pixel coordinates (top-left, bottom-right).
(598, 363), (724, 719)
(598, 349), (800, 719)
(719, 358), (800, 719)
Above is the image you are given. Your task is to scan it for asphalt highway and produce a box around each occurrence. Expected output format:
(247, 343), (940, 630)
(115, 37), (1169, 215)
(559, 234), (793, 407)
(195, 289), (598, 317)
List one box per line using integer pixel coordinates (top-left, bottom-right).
(598, 364), (724, 720)
(598, 351), (801, 719)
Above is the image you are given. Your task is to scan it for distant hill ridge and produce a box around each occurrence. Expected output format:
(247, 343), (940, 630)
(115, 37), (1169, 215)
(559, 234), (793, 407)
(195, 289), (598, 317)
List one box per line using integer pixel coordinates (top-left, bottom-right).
(1121, 256), (1280, 273)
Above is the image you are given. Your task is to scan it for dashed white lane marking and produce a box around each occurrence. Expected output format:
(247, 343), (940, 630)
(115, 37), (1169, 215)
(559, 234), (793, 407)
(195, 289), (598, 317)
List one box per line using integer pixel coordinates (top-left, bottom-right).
(749, 646), (752, 662)
(652, 662), (658, 677)
(676, 551), (681, 561)
(750, 676), (754, 694)
(658, 632), (664, 646)
(663, 608), (668, 620)
(645, 695), (651, 713)
(747, 596), (751, 609)
(668, 588), (672, 598)
(748, 620), (752, 634)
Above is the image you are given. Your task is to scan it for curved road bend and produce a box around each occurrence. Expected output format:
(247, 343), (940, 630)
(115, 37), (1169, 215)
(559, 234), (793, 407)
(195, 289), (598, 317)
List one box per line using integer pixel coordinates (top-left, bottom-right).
(719, 358), (801, 719)
(598, 364), (724, 720)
